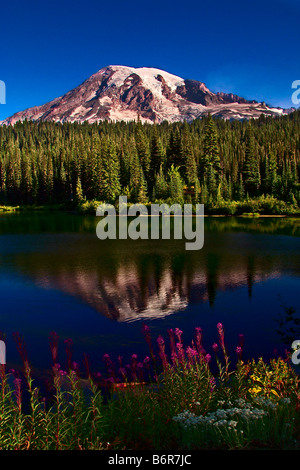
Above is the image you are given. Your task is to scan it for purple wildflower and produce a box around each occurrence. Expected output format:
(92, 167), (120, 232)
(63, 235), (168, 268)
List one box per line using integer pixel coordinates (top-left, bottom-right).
(14, 377), (22, 411)
(176, 342), (185, 365)
(186, 346), (198, 366)
(175, 328), (183, 343)
(186, 346), (198, 358)
(217, 323), (225, 351)
(157, 335), (168, 370)
(205, 354), (211, 363)
(157, 335), (165, 346)
(235, 346), (242, 360)
(195, 327), (203, 356)
(171, 351), (178, 365)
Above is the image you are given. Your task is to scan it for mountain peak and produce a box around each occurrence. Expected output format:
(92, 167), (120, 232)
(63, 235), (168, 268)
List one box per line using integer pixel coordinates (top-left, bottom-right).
(1, 65), (287, 126)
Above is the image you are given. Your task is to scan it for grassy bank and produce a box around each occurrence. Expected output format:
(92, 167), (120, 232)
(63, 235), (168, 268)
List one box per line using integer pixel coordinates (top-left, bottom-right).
(0, 205), (21, 212)
(0, 195), (299, 217)
(0, 325), (299, 450)
(77, 195), (300, 216)
(0, 203), (69, 213)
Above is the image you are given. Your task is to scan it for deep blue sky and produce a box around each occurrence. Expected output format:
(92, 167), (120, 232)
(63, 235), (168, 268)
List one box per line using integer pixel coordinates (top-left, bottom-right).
(0, 0), (299, 120)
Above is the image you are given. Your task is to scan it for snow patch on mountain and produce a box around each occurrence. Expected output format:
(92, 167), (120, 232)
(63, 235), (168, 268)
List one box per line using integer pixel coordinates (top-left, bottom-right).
(109, 65), (184, 95)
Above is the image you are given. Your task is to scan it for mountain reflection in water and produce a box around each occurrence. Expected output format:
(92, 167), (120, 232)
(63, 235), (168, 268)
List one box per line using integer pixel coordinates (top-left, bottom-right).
(0, 213), (299, 323)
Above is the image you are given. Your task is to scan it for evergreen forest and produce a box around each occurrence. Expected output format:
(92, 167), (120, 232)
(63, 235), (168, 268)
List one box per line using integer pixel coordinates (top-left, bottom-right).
(0, 111), (300, 214)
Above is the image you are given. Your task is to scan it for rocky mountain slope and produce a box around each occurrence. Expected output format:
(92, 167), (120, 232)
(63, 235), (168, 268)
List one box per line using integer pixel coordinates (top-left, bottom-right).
(1, 65), (287, 125)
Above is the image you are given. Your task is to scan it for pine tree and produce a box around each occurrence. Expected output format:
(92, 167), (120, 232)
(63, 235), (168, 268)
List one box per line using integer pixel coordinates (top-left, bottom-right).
(201, 114), (221, 197)
(166, 127), (183, 172)
(0, 158), (6, 202)
(135, 121), (150, 177)
(21, 153), (33, 203)
(75, 176), (84, 203)
(265, 151), (278, 195)
(129, 148), (147, 203)
(237, 174), (245, 200)
(46, 155), (54, 201)
(5, 142), (22, 203)
(153, 164), (168, 201)
(86, 135), (102, 199)
(193, 178), (201, 204)
(168, 165), (184, 205)
(182, 123), (197, 185)
(137, 170), (148, 204)
(243, 125), (261, 196)
(101, 140), (121, 203)
(149, 124), (165, 192)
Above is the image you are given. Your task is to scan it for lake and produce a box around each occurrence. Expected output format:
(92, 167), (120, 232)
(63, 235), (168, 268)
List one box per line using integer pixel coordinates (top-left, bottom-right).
(0, 212), (299, 378)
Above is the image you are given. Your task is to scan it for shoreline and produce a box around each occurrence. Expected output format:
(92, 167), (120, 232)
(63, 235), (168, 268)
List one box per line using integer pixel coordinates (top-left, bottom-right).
(0, 204), (300, 218)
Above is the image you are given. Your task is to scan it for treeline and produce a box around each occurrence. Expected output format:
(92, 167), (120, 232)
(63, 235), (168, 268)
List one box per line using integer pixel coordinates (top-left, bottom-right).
(0, 111), (299, 212)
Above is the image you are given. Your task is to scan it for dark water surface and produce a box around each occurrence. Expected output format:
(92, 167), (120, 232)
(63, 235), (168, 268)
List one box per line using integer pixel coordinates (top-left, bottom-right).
(0, 212), (299, 376)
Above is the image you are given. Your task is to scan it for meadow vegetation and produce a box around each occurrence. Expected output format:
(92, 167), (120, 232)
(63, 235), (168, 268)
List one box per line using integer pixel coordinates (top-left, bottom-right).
(0, 325), (299, 450)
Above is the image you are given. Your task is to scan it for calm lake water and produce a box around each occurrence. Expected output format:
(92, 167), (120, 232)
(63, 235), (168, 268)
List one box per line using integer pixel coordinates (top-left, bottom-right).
(0, 212), (299, 376)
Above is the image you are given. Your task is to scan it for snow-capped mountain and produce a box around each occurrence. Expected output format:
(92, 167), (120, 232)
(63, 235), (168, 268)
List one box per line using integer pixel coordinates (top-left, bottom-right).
(0, 65), (288, 125)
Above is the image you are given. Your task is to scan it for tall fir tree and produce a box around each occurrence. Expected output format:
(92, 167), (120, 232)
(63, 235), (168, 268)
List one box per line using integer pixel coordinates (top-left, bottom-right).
(135, 121), (151, 178)
(149, 124), (165, 193)
(200, 114), (221, 197)
(168, 165), (184, 205)
(243, 125), (261, 196)
(100, 140), (121, 203)
(182, 123), (197, 185)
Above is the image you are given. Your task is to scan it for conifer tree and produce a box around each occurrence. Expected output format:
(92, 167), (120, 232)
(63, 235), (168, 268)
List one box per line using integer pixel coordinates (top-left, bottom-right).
(0, 158), (6, 202)
(21, 153), (33, 203)
(182, 123), (197, 185)
(168, 165), (184, 205)
(149, 124), (165, 191)
(74, 176), (83, 203)
(153, 164), (168, 201)
(101, 140), (121, 203)
(243, 125), (261, 196)
(201, 114), (221, 196)
(135, 121), (150, 177)
(265, 151), (278, 195)
(129, 148), (147, 203)
(166, 127), (183, 172)
(137, 170), (148, 204)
